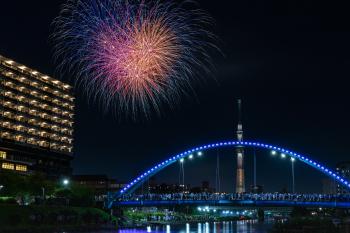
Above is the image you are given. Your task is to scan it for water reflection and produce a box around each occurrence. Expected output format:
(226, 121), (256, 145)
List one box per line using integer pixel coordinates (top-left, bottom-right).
(118, 220), (272, 233)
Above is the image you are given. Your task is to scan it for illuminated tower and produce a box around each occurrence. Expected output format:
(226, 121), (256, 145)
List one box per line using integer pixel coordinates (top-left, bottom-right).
(235, 99), (245, 193)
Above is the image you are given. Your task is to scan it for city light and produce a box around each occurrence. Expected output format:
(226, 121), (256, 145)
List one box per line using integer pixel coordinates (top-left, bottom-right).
(291, 157), (295, 162)
(62, 179), (70, 186)
(271, 150), (277, 155)
(180, 158), (184, 163)
(197, 151), (203, 156)
(166, 225), (170, 233)
(281, 153), (286, 158)
(189, 154), (193, 159)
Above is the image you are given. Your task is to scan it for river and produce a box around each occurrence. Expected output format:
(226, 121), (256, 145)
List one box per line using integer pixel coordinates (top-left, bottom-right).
(117, 220), (273, 233)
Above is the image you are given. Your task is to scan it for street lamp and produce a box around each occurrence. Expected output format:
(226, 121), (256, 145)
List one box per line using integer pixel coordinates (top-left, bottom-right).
(61, 178), (70, 206)
(42, 187), (45, 202)
(179, 159), (185, 193)
(291, 157), (296, 193)
(62, 178), (70, 186)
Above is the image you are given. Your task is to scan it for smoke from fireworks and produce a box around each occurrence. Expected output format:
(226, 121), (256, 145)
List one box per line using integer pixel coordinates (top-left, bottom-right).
(53, 0), (216, 117)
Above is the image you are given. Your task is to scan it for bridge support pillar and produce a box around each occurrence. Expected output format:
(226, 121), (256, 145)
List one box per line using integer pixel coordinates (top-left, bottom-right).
(257, 208), (265, 222)
(110, 207), (124, 229)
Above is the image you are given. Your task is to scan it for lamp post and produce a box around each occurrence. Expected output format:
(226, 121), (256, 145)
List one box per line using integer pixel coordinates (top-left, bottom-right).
(291, 157), (295, 193)
(62, 178), (70, 206)
(42, 187), (45, 202)
(272, 150), (296, 193)
(253, 149), (257, 190)
(179, 159), (185, 193)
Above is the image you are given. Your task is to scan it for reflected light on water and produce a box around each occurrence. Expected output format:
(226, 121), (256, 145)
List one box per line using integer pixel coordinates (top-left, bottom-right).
(205, 222), (209, 233)
(118, 220), (271, 233)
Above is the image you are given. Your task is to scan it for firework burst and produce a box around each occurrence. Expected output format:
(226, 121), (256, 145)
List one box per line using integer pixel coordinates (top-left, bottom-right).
(53, 0), (216, 117)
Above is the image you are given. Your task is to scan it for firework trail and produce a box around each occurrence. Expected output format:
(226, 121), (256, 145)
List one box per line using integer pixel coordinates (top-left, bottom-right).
(53, 0), (216, 117)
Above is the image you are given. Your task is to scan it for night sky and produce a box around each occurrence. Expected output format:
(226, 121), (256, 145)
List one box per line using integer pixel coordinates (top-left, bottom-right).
(1, 0), (350, 193)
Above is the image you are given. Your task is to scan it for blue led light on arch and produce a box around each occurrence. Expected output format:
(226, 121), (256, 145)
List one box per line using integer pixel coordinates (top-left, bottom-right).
(116, 141), (350, 196)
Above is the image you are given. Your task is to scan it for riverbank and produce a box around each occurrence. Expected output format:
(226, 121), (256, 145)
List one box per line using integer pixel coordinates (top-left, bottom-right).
(120, 211), (255, 228)
(0, 204), (113, 233)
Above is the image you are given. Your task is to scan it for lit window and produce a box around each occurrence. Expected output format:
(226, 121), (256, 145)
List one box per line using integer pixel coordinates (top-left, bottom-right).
(0, 151), (6, 159)
(15, 164), (27, 172)
(2, 163), (14, 170)
(15, 135), (24, 142)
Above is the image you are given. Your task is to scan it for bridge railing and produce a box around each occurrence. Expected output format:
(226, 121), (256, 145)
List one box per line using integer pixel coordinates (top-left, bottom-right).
(116, 192), (350, 202)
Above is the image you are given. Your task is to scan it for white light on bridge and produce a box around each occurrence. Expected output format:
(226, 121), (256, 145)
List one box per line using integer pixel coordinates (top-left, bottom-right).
(281, 153), (286, 159)
(197, 151), (203, 156)
(180, 158), (184, 163)
(189, 154), (194, 159)
(291, 157), (295, 162)
(271, 150), (277, 155)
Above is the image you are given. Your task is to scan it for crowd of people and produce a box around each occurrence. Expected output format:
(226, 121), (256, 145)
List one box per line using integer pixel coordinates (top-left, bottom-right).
(118, 192), (350, 202)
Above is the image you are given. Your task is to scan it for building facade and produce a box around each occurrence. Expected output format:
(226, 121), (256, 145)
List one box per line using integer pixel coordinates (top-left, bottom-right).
(322, 178), (336, 195)
(336, 161), (350, 194)
(0, 54), (74, 178)
(73, 175), (127, 194)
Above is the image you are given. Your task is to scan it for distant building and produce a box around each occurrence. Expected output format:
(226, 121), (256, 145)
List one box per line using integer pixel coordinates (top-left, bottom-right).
(322, 178), (336, 194)
(189, 181), (215, 193)
(336, 162), (350, 194)
(0, 55), (74, 178)
(149, 183), (190, 194)
(108, 179), (127, 192)
(73, 174), (126, 194)
(148, 180), (215, 194)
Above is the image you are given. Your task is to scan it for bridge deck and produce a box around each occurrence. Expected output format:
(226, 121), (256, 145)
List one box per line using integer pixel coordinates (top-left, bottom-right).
(111, 199), (350, 208)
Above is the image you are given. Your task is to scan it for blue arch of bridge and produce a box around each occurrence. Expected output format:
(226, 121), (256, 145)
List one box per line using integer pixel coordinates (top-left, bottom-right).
(119, 141), (350, 196)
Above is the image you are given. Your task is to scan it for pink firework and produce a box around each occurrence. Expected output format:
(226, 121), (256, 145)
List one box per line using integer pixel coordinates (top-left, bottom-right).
(53, 0), (216, 117)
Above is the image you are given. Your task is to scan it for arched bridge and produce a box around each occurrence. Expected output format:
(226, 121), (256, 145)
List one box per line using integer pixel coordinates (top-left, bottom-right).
(108, 141), (350, 208)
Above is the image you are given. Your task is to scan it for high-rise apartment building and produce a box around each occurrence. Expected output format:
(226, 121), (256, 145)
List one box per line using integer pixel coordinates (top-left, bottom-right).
(0, 54), (74, 177)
